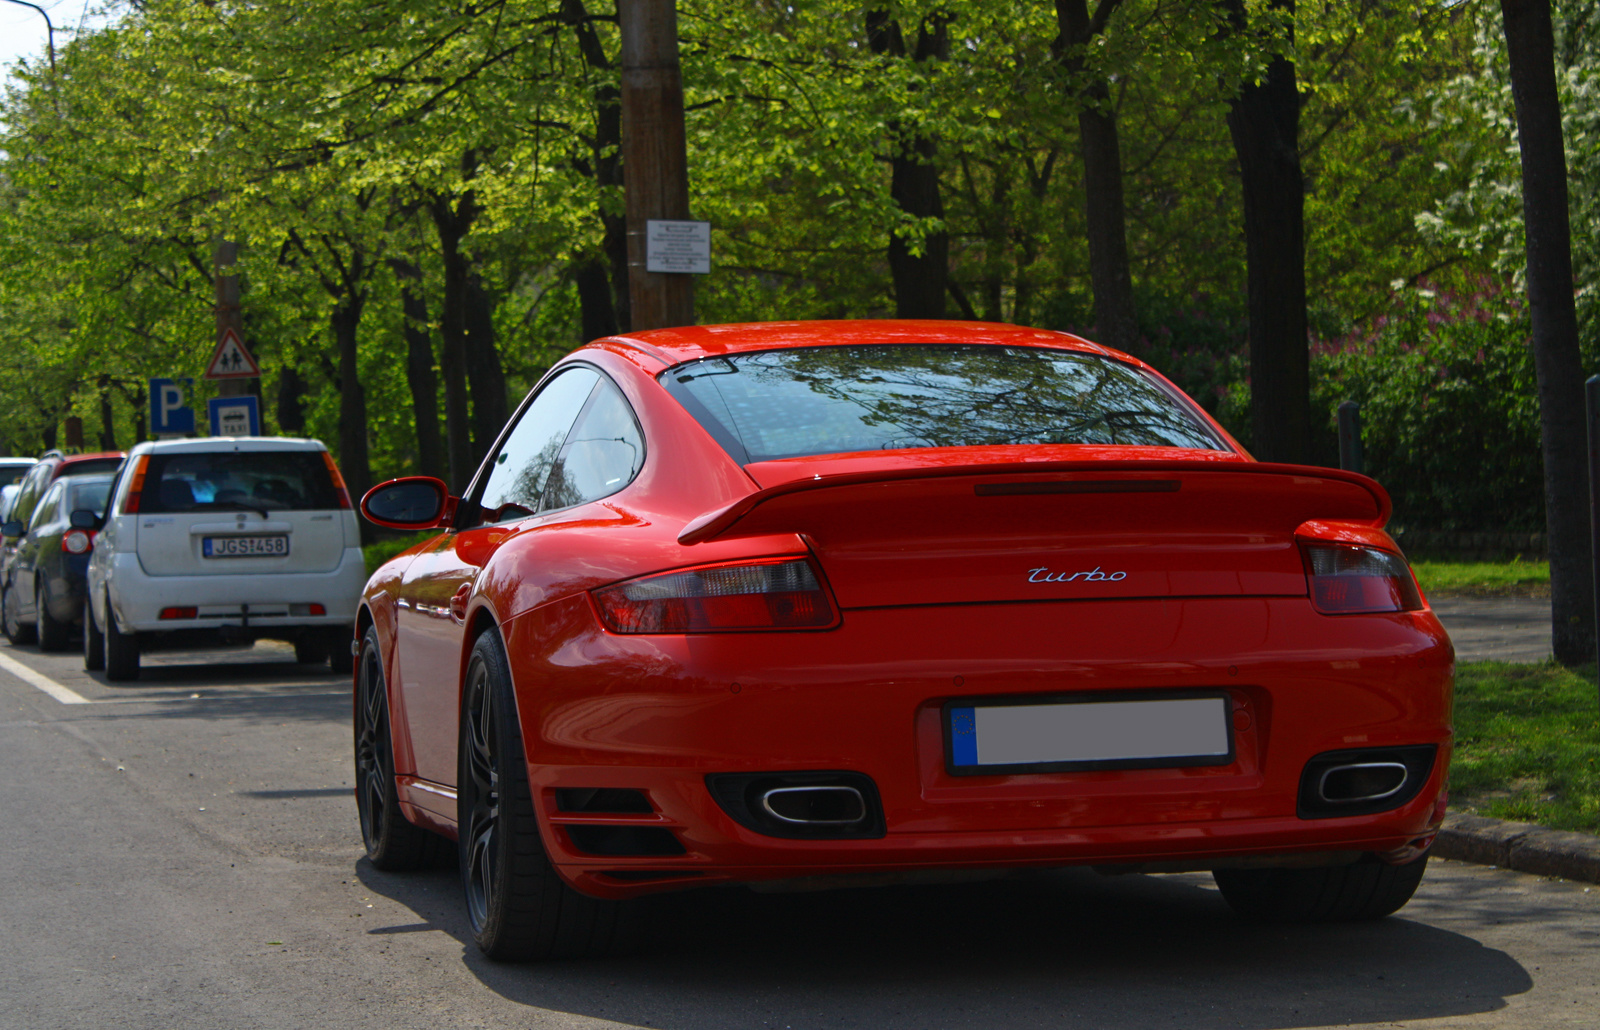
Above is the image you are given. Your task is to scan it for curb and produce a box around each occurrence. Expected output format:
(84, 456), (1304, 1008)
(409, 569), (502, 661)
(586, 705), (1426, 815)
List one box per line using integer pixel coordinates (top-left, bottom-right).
(1432, 811), (1600, 884)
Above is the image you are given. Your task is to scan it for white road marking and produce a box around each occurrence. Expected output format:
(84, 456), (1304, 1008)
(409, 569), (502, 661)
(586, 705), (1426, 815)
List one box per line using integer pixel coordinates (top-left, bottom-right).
(0, 650), (345, 706)
(0, 650), (91, 704)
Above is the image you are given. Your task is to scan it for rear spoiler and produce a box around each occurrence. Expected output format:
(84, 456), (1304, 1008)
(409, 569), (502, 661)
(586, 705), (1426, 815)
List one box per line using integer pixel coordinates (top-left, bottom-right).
(677, 460), (1390, 545)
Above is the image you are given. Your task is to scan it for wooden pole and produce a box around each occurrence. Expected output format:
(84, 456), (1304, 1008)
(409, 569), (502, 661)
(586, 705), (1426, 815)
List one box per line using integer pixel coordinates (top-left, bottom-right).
(618, 0), (694, 331)
(214, 238), (249, 399)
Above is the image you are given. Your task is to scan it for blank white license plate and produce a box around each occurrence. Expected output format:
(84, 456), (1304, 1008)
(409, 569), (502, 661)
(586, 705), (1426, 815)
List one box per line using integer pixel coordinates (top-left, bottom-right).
(947, 695), (1232, 773)
(202, 535), (289, 558)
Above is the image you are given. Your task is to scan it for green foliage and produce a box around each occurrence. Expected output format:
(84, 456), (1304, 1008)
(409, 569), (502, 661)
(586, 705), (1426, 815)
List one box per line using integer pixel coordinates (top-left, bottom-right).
(1312, 282), (1551, 532)
(1451, 660), (1600, 834)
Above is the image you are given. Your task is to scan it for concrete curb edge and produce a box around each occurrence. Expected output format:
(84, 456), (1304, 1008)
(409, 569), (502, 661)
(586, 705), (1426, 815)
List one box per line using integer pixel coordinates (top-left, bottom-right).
(1432, 811), (1600, 883)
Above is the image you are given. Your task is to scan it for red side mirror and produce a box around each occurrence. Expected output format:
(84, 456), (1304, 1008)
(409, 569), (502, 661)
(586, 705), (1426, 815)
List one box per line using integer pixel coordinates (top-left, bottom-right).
(360, 477), (456, 530)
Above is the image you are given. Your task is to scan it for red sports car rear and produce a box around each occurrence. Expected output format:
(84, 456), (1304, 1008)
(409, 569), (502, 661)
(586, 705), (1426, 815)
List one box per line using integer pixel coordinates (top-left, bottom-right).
(353, 321), (1451, 960)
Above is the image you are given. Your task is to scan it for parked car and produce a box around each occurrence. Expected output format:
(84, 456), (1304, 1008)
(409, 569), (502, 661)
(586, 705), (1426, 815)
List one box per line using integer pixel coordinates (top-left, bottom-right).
(354, 320), (1453, 961)
(83, 437), (366, 679)
(1, 473), (114, 649)
(0, 484), (20, 523)
(0, 456), (36, 488)
(2, 451), (124, 638)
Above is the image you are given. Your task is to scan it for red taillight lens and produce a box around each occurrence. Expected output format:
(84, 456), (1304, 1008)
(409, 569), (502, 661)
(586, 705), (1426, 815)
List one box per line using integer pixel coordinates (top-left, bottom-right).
(321, 452), (352, 509)
(592, 558), (837, 633)
(1303, 544), (1423, 614)
(120, 454), (150, 514)
(160, 607), (198, 620)
(62, 529), (94, 554)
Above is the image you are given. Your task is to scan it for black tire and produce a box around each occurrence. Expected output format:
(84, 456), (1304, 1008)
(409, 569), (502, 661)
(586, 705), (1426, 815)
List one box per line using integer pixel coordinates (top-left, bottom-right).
(36, 584), (68, 652)
(458, 629), (637, 961)
(354, 626), (445, 870)
(102, 592), (140, 681)
(1213, 852), (1430, 922)
(83, 596), (105, 671)
(294, 635), (327, 665)
(3, 582), (37, 646)
(328, 630), (354, 676)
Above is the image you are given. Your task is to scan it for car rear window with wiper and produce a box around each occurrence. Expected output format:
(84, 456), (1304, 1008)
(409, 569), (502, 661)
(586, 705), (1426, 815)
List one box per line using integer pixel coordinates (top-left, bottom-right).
(139, 451), (340, 513)
(659, 344), (1229, 463)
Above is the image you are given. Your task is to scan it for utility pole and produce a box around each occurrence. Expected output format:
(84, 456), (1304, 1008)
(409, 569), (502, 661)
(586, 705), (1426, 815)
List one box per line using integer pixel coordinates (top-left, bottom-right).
(619, 0), (694, 330)
(214, 239), (249, 399)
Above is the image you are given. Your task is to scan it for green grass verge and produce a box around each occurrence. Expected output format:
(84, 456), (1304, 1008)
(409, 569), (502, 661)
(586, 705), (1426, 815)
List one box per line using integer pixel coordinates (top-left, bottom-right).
(1450, 660), (1600, 833)
(1412, 559), (1549, 598)
(362, 531), (438, 577)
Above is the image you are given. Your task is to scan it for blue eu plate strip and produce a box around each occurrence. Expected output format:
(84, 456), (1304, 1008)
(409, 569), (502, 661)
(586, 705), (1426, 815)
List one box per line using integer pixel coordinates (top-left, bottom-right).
(949, 706), (977, 767)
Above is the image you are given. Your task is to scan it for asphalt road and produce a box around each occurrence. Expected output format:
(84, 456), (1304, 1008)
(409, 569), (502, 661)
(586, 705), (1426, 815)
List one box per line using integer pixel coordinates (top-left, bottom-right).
(1, 638), (1596, 1030)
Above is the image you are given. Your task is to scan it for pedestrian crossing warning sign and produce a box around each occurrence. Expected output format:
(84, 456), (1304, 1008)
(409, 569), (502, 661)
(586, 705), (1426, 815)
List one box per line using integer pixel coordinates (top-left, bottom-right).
(204, 327), (261, 380)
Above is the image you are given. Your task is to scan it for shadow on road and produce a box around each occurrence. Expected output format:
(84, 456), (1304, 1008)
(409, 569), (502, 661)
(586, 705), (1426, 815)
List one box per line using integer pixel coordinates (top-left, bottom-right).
(358, 861), (1532, 1029)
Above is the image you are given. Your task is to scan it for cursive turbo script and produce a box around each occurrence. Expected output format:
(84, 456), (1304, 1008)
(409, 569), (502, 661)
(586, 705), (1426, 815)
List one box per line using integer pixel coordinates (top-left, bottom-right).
(1028, 566), (1128, 583)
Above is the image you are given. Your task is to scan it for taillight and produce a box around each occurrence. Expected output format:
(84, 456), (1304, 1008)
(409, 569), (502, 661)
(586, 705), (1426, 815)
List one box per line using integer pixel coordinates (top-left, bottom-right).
(62, 529), (94, 554)
(321, 452), (352, 509)
(1303, 543), (1423, 614)
(120, 455), (150, 514)
(592, 558), (837, 633)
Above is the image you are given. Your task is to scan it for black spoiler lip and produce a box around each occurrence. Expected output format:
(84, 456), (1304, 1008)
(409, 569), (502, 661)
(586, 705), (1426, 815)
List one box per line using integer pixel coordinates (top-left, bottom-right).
(677, 459), (1391, 546)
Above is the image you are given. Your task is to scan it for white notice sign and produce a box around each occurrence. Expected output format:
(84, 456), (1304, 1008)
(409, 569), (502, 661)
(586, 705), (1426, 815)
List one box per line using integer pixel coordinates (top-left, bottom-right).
(645, 220), (711, 274)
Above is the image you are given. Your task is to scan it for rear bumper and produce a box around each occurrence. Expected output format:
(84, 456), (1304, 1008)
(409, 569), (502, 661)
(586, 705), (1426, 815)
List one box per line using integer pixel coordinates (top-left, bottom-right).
(103, 548), (365, 633)
(483, 594), (1455, 899)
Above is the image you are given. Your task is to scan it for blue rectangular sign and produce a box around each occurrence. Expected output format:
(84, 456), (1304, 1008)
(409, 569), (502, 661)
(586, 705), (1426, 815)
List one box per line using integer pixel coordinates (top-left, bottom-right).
(148, 378), (195, 435)
(207, 395), (260, 437)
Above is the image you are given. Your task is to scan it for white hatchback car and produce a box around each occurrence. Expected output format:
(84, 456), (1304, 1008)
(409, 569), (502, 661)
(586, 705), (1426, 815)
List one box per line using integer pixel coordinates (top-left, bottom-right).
(83, 437), (366, 680)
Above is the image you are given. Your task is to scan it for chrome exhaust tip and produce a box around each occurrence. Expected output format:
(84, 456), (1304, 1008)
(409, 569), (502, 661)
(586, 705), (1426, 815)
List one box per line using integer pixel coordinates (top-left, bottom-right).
(759, 785), (867, 825)
(1317, 761), (1410, 804)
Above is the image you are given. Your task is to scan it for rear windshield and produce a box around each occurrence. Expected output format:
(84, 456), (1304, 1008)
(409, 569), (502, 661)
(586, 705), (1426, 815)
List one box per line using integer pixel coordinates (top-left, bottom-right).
(68, 477), (113, 515)
(659, 344), (1228, 463)
(57, 457), (123, 478)
(140, 451), (339, 513)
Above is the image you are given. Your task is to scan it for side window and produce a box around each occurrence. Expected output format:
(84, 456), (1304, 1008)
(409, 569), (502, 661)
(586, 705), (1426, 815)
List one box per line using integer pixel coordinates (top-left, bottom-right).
(10, 465), (50, 528)
(543, 377), (645, 510)
(30, 481), (64, 530)
(477, 367), (601, 523)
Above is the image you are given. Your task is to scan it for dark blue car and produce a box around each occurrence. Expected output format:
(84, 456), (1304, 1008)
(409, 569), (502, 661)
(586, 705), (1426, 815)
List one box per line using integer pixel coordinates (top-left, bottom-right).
(3, 473), (115, 650)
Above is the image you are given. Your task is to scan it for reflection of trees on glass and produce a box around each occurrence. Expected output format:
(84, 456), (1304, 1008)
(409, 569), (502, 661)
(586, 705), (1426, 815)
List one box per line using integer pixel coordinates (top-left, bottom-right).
(543, 381), (644, 510)
(671, 345), (1224, 462)
(485, 438), (566, 520)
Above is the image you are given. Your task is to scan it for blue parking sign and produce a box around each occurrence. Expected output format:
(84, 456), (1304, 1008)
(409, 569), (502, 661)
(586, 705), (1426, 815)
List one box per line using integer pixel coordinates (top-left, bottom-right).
(149, 378), (195, 435)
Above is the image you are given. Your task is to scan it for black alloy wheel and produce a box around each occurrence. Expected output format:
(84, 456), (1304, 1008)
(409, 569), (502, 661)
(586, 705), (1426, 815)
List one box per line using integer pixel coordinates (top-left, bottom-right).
(353, 626), (443, 870)
(457, 629), (638, 961)
(83, 597), (105, 671)
(101, 591), (139, 681)
(1213, 851), (1430, 922)
(36, 583), (68, 652)
(3, 583), (36, 646)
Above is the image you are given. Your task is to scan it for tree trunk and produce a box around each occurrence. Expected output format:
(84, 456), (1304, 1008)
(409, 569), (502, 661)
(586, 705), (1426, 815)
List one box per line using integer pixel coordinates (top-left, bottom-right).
(1225, 0), (1310, 465)
(563, 0), (629, 336)
(1054, 0), (1139, 353)
(1501, 0), (1594, 664)
(389, 257), (446, 481)
(277, 365), (306, 435)
(98, 380), (116, 451)
(429, 184), (504, 480)
(868, 9), (949, 319)
(331, 291), (371, 503)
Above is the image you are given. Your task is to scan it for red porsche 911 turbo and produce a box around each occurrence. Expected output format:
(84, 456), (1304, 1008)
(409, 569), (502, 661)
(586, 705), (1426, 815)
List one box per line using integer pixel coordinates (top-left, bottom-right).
(354, 320), (1452, 960)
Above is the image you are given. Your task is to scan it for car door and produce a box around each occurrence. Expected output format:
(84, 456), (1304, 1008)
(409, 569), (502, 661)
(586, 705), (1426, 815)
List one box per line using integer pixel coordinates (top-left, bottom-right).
(13, 480), (65, 621)
(395, 365), (602, 788)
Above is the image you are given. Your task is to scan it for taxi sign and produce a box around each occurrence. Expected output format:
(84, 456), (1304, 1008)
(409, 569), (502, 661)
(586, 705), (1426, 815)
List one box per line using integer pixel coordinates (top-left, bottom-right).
(204, 327), (261, 380)
(208, 395), (260, 437)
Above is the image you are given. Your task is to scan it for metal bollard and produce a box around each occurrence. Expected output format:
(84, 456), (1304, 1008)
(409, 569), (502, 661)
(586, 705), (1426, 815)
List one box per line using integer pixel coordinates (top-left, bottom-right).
(1337, 401), (1363, 475)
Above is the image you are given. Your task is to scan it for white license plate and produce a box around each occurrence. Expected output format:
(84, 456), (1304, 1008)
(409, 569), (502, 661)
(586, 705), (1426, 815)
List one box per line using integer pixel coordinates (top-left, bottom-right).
(947, 694), (1232, 774)
(202, 535), (289, 558)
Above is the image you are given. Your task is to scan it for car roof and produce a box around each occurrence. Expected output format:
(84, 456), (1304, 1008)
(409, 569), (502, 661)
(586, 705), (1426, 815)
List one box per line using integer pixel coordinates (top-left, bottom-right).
(596, 319), (1127, 369)
(129, 437), (328, 455)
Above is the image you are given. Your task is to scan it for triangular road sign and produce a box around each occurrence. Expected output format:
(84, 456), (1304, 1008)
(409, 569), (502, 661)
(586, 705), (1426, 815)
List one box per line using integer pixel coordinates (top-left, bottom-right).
(204, 327), (261, 380)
